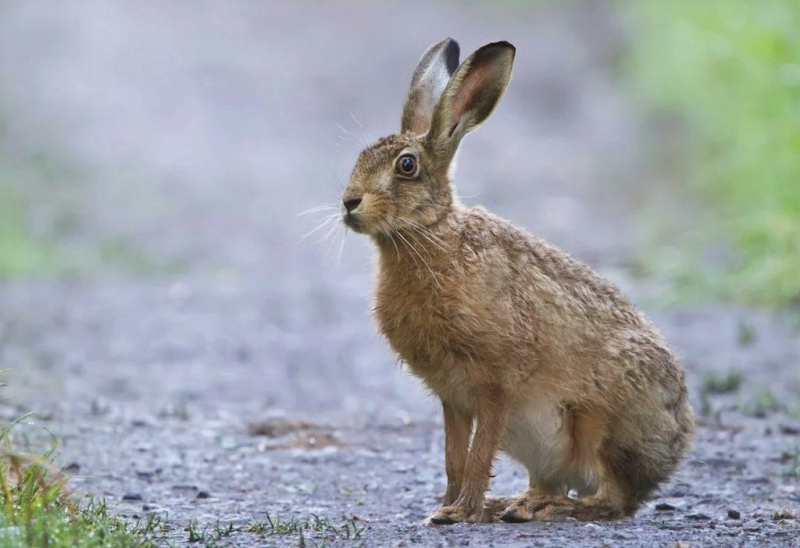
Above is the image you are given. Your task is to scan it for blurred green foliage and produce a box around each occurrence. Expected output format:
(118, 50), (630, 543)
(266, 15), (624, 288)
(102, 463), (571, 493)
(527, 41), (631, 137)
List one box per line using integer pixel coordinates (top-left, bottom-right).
(0, 181), (61, 277)
(0, 149), (179, 280)
(628, 1), (800, 307)
(0, 121), (75, 278)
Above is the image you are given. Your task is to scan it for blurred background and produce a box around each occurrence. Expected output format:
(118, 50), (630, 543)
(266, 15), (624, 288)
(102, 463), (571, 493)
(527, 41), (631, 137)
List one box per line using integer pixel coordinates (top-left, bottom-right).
(0, 0), (798, 545)
(1, 1), (798, 304)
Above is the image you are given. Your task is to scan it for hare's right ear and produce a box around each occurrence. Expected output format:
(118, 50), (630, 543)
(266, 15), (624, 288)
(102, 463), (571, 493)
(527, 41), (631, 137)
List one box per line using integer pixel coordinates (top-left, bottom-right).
(428, 41), (515, 164)
(400, 38), (460, 135)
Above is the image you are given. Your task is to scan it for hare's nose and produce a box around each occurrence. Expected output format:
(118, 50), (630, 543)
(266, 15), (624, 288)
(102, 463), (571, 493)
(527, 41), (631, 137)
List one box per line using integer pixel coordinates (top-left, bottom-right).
(343, 197), (362, 213)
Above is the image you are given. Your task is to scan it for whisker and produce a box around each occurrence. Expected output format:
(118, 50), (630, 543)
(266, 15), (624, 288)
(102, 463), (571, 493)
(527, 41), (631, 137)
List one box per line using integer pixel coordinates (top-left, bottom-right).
(323, 223), (342, 265)
(379, 225), (401, 261)
(324, 165), (346, 193)
(348, 110), (364, 130)
(297, 204), (337, 217)
(346, 110), (368, 147)
(385, 214), (447, 254)
(405, 225), (446, 257)
(318, 220), (340, 244)
(300, 214), (338, 241)
(393, 230), (420, 270)
(405, 225), (447, 254)
(389, 232), (401, 261)
(333, 229), (347, 274)
(395, 229), (442, 290)
(401, 218), (447, 247)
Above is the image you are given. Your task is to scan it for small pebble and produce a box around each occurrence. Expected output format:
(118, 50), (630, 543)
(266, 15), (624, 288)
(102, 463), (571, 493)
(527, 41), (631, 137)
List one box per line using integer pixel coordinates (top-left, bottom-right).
(727, 509), (741, 520)
(122, 493), (143, 501)
(196, 490), (210, 499)
(772, 509), (794, 520)
(655, 502), (676, 511)
(136, 467), (162, 478)
(779, 424), (800, 435)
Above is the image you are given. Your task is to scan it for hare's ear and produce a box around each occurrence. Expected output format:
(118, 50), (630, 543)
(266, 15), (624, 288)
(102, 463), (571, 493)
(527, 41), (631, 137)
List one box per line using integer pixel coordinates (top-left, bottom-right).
(428, 41), (515, 161)
(400, 38), (460, 135)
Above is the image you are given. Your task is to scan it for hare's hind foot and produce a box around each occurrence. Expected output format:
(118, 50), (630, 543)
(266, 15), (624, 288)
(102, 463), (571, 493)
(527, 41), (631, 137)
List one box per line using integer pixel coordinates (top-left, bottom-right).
(428, 496), (513, 525)
(483, 495), (515, 520)
(500, 492), (629, 522)
(499, 491), (552, 523)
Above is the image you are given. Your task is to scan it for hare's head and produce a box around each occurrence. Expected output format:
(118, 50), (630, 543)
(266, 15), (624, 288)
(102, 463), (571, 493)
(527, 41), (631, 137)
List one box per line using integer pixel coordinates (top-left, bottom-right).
(341, 39), (515, 237)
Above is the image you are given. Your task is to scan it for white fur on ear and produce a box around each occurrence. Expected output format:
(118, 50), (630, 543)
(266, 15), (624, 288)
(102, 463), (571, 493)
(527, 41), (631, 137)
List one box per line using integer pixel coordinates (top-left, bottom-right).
(401, 38), (460, 135)
(412, 41), (458, 98)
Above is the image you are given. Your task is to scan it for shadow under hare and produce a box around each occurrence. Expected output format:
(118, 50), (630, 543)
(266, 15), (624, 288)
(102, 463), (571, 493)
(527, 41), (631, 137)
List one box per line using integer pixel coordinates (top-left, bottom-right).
(340, 38), (694, 524)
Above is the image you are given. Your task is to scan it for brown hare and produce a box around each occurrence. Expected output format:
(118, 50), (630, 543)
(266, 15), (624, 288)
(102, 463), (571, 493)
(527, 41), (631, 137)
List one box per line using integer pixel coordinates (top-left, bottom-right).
(340, 38), (694, 524)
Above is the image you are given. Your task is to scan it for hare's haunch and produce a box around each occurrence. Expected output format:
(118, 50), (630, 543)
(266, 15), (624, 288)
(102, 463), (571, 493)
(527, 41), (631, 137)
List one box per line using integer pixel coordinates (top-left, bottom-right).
(340, 38), (694, 524)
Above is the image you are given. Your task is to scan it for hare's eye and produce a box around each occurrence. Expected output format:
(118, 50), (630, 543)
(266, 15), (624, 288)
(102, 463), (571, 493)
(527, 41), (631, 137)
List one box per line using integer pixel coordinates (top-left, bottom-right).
(395, 154), (418, 177)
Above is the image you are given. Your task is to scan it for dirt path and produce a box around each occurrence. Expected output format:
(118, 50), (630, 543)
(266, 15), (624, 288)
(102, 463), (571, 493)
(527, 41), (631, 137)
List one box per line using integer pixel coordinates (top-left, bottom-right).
(1, 1), (798, 546)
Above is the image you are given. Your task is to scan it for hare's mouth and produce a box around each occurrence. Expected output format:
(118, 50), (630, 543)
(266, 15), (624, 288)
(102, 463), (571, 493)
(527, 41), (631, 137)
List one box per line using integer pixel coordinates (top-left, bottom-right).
(342, 212), (367, 233)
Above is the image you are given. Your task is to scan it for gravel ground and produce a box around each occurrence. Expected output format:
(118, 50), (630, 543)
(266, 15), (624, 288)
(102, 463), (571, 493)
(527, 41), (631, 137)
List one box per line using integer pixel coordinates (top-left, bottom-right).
(1, 1), (799, 546)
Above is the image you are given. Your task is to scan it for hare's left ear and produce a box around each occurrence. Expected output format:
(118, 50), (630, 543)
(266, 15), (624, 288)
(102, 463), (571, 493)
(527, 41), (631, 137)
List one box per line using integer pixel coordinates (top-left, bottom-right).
(428, 41), (515, 161)
(400, 38), (460, 135)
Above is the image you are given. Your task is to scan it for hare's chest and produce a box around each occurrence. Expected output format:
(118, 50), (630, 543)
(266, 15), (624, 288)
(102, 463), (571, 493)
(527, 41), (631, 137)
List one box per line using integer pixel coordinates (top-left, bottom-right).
(375, 291), (463, 362)
(374, 284), (484, 403)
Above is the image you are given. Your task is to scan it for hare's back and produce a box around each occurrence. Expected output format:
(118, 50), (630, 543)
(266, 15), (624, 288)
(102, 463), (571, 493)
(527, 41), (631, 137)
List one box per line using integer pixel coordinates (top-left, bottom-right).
(458, 207), (642, 326)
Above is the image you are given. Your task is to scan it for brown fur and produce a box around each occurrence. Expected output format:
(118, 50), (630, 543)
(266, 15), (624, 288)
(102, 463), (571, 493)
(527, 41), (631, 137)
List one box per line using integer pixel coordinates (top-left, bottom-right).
(340, 40), (694, 524)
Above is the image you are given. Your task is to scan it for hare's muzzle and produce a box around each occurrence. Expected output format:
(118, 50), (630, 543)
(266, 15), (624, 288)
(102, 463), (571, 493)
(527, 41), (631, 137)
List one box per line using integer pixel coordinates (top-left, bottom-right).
(343, 197), (362, 213)
(342, 197), (365, 231)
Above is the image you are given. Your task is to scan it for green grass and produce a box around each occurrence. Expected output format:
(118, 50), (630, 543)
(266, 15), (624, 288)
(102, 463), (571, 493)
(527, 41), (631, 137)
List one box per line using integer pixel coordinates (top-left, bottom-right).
(698, 369), (743, 417)
(701, 370), (743, 395)
(626, 0), (800, 307)
(181, 512), (365, 547)
(0, 364), (362, 547)
(0, 414), (366, 548)
(248, 512), (363, 540)
(782, 445), (800, 478)
(0, 413), (167, 547)
(740, 389), (783, 418)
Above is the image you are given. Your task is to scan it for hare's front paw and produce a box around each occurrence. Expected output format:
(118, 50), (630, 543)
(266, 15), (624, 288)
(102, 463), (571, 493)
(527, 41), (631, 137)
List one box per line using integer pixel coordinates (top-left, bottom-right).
(428, 502), (489, 524)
